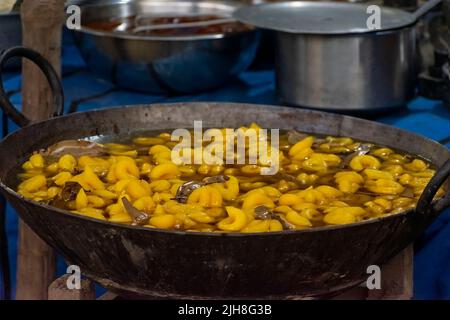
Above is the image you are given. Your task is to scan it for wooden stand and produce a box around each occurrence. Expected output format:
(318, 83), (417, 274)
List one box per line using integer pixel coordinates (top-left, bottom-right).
(16, 0), (65, 300)
(48, 246), (413, 300)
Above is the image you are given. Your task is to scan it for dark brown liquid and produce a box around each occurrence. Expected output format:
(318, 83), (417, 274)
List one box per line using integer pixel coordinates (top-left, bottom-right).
(84, 15), (252, 36)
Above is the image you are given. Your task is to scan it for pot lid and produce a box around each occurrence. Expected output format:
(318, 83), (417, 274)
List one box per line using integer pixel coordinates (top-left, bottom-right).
(233, 1), (416, 35)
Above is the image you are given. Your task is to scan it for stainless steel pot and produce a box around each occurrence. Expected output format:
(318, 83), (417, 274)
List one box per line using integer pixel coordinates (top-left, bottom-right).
(235, 0), (443, 111)
(71, 0), (260, 94)
(275, 27), (417, 111)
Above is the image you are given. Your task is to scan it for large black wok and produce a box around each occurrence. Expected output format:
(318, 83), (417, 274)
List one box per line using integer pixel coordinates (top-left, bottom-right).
(0, 47), (449, 299)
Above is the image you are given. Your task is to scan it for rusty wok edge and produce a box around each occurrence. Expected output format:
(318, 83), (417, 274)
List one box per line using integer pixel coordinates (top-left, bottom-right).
(0, 102), (449, 298)
(0, 43), (449, 300)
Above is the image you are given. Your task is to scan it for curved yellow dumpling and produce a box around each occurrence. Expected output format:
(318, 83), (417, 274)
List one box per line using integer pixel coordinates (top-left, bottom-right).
(211, 176), (239, 201)
(19, 175), (47, 193)
(285, 209), (312, 227)
(187, 186), (223, 208)
(217, 206), (248, 231)
(289, 136), (314, 157)
(149, 214), (176, 229)
(58, 154), (77, 173)
(349, 155), (381, 171)
(241, 191), (275, 210)
(150, 163), (180, 180)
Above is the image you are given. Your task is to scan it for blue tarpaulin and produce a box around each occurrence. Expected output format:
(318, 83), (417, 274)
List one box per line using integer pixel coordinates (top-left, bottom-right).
(1, 34), (449, 299)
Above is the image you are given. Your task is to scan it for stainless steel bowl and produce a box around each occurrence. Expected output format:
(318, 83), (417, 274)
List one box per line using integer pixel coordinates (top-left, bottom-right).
(71, 0), (260, 94)
(234, 1), (426, 112)
(0, 12), (21, 70)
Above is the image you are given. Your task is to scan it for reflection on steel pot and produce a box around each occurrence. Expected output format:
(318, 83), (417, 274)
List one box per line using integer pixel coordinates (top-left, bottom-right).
(0, 47), (450, 299)
(274, 28), (416, 111)
(235, 1), (443, 112)
(71, 0), (260, 94)
(0, 12), (21, 70)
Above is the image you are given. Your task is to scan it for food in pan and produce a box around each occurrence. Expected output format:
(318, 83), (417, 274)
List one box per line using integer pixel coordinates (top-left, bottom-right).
(83, 15), (252, 37)
(16, 123), (443, 233)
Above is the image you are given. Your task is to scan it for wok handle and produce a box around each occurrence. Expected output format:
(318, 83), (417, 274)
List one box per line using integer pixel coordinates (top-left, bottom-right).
(0, 47), (64, 128)
(416, 158), (450, 215)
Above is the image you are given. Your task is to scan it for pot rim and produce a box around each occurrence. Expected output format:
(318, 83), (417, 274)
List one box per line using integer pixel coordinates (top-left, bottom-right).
(233, 1), (418, 36)
(72, 0), (256, 42)
(1, 102), (447, 238)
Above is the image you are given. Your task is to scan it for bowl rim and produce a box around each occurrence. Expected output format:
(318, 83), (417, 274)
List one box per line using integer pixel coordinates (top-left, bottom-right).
(73, 0), (256, 41)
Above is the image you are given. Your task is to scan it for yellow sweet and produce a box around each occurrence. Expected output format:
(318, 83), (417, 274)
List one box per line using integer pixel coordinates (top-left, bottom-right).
(349, 155), (381, 171)
(47, 186), (60, 199)
(149, 145), (171, 155)
(75, 207), (106, 220)
(363, 169), (394, 181)
(50, 172), (72, 187)
(297, 188), (326, 204)
(133, 137), (165, 146)
(279, 193), (301, 206)
(296, 173), (318, 185)
(240, 165), (261, 175)
(404, 159), (427, 172)
(58, 154), (77, 172)
(315, 186), (343, 199)
(46, 163), (59, 175)
(109, 212), (132, 223)
(335, 171), (364, 193)
(29, 154), (45, 169)
(188, 211), (215, 224)
(87, 195), (107, 208)
(114, 157), (140, 180)
(211, 176), (239, 201)
(150, 163), (180, 180)
(242, 191), (275, 209)
(75, 189), (88, 210)
(152, 192), (173, 204)
(133, 196), (155, 213)
(149, 180), (171, 192)
(365, 179), (405, 195)
(242, 220), (271, 233)
(289, 136), (314, 157)
(324, 211), (356, 225)
(187, 186), (223, 208)
(285, 210), (312, 227)
(372, 148), (394, 159)
(92, 189), (117, 200)
(302, 156), (328, 173)
(149, 214), (176, 229)
(78, 156), (110, 174)
(217, 206), (248, 231)
(82, 165), (105, 190)
(126, 179), (151, 199)
(19, 175), (47, 193)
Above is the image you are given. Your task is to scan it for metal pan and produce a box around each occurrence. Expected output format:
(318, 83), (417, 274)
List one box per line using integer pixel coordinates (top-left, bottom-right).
(70, 0), (260, 94)
(0, 47), (449, 299)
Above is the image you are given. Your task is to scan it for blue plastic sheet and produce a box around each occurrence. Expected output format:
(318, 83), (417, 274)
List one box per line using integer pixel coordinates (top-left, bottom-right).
(1, 34), (449, 299)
